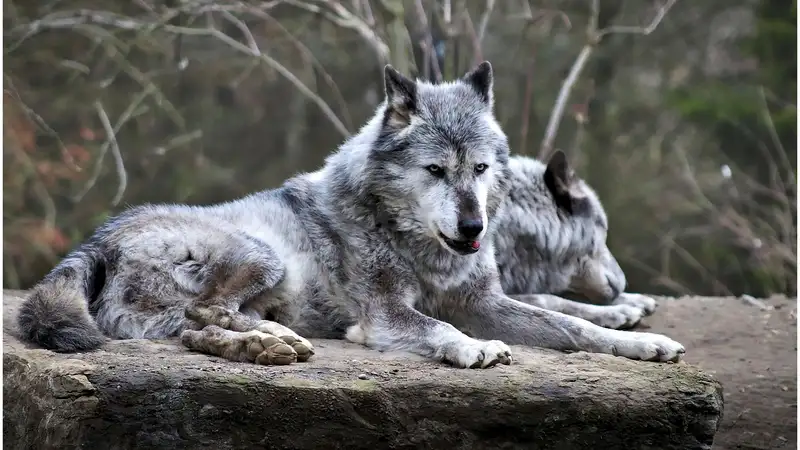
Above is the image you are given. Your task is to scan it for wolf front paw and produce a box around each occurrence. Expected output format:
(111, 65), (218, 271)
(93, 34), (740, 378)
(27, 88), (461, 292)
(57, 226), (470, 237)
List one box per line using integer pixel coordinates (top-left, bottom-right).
(445, 339), (513, 369)
(593, 304), (646, 330)
(612, 293), (657, 316)
(610, 331), (685, 363)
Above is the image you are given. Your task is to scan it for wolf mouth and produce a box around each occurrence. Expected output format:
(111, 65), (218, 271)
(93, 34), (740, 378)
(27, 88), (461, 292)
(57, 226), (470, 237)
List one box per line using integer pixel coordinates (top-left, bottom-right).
(438, 232), (481, 255)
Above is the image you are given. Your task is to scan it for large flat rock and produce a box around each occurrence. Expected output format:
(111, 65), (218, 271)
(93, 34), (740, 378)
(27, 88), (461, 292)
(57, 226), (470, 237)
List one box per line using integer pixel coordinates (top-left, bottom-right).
(2, 290), (723, 450)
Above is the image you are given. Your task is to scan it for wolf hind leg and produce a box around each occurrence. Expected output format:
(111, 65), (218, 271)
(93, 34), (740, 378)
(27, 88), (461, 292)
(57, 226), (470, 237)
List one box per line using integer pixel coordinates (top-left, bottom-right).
(184, 305), (314, 362)
(181, 325), (298, 365)
(178, 238), (314, 364)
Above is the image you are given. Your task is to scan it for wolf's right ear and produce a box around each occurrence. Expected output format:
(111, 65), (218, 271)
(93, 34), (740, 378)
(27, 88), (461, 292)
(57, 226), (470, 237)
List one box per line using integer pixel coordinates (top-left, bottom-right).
(383, 65), (417, 129)
(462, 61), (494, 106)
(544, 150), (581, 214)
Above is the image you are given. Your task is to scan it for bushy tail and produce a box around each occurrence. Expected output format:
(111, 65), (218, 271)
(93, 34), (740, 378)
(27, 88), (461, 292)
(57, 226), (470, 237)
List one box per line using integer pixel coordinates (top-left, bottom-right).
(17, 246), (108, 352)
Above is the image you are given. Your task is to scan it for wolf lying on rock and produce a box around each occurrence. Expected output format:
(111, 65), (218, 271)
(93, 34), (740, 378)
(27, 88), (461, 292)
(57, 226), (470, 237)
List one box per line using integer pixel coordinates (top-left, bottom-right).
(495, 152), (658, 330)
(18, 62), (684, 368)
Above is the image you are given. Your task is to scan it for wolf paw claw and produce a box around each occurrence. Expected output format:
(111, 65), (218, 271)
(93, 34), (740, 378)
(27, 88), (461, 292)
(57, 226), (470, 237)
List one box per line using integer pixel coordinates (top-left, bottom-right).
(278, 335), (315, 362)
(247, 333), (297, 365)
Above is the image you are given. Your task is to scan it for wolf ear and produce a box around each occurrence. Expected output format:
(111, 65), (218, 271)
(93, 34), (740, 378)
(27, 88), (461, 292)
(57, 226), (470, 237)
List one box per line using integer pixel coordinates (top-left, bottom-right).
(383, 65), (417, 129)
(462, 61), (493, 106)
(544, 150), (583, 214)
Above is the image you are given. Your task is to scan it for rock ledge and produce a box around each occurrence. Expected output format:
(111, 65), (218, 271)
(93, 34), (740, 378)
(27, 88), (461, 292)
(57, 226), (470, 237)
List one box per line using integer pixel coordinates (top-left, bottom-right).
(2, 290), (723, 450)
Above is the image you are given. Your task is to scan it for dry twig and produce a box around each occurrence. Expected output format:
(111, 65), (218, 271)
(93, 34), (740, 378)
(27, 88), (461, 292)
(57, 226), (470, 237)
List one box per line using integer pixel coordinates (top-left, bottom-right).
(538, 0), (678, 159)
(413, 0), (443, 82)
(72, 86), (153, 203)
(93, 101), (128, 206)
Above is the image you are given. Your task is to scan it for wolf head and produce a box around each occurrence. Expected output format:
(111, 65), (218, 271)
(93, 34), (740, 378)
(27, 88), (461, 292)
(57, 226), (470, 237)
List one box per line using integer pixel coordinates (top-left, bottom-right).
(363, 62), (511, 256)
(494, 151), (626, 303)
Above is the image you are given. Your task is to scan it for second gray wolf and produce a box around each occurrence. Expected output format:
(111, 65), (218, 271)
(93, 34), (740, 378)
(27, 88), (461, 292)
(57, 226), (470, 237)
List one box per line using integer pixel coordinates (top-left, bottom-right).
(17, 62), (685, 368)
(493, 151), (659, 330)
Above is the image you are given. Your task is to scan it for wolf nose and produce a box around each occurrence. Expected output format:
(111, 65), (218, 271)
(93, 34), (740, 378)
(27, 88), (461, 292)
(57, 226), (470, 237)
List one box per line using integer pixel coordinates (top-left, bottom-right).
(457, 218), (484, 239)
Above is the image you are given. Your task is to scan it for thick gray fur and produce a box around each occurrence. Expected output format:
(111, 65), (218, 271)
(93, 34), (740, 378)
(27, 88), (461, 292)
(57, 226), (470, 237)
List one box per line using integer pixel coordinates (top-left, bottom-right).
(17, 62), (684, 368)
(493, 153), (661, 330)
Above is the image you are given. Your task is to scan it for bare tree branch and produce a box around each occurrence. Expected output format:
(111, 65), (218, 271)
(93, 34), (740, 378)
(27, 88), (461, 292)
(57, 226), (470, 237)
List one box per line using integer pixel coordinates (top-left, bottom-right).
(290, 0), (390, 64)
(539, 45), (593, 159)
(597, 0), (678, 38)
(413, 0), (443, 82)
(538, 0), (677, 158)
(162, 22), (352, 137)
(460, 9), (483, 65)
(9, 7), (353, 138)
(476, 0), (496, 45)
(250, 9), (355, 130)
(220, 11), (260, 55)
(72, 85), (154, 203)
(757, 86), (795, 184)
(4, 78), (81, 171)
(94, 101), (128, 207)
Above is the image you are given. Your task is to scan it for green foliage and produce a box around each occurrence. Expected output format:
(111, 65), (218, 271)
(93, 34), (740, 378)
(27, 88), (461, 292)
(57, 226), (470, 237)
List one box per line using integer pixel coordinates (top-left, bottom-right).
(664, 0), (797, 297)
(670, 0), (796, 152)
(747, 0), (797, 159)
(748, 0), (797, 93)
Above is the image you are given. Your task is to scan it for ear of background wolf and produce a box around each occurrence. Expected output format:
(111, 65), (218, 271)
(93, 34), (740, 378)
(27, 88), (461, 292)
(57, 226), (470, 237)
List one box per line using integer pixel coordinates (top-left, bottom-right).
(461, 61), (494, 106)
(383, 65), (417, 128)
(544, 150), (578, 214)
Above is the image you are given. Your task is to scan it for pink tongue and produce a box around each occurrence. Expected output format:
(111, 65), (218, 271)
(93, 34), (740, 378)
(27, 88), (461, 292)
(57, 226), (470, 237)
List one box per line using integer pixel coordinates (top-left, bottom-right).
(470, 241), (481, 250)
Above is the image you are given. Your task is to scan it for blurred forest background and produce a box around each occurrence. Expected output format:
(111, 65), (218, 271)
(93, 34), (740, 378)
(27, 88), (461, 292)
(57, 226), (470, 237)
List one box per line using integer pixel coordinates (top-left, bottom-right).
(3, 0), (796, 297)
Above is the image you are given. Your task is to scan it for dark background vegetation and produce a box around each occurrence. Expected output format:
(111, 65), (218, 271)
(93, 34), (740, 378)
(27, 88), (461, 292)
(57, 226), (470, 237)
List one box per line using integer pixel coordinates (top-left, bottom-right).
(4, 0), (796, 297)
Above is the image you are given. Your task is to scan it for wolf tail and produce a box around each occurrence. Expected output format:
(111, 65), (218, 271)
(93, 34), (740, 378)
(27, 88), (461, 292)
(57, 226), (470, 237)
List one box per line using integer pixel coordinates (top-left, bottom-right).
(17, 245), (108, 352)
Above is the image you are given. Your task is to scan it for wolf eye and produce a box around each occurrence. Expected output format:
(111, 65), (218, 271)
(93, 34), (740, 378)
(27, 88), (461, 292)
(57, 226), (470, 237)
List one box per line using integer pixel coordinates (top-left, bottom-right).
(426, 165), (444, 176)
(474, 163), (488, 174)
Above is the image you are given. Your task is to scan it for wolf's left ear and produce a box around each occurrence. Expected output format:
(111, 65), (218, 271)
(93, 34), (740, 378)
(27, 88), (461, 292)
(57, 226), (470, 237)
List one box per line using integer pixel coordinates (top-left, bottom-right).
(383, 65), (417, 129)
(544, 150), (586, 215)
(462, 61), (494, 106)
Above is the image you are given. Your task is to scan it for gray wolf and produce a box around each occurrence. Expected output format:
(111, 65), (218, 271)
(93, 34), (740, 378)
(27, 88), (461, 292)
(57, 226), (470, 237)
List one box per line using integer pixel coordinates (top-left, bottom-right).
(17, 62), (685, 368)
(494, 152), (659, 330)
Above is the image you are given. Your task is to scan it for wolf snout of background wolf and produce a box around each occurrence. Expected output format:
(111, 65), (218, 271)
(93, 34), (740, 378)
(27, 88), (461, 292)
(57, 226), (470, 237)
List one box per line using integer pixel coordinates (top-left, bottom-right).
(17, 61), (684, 369)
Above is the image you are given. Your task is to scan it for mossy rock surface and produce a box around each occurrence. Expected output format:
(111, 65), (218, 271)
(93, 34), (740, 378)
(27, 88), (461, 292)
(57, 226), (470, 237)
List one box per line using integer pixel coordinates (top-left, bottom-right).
(2, 290), (723, 450)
